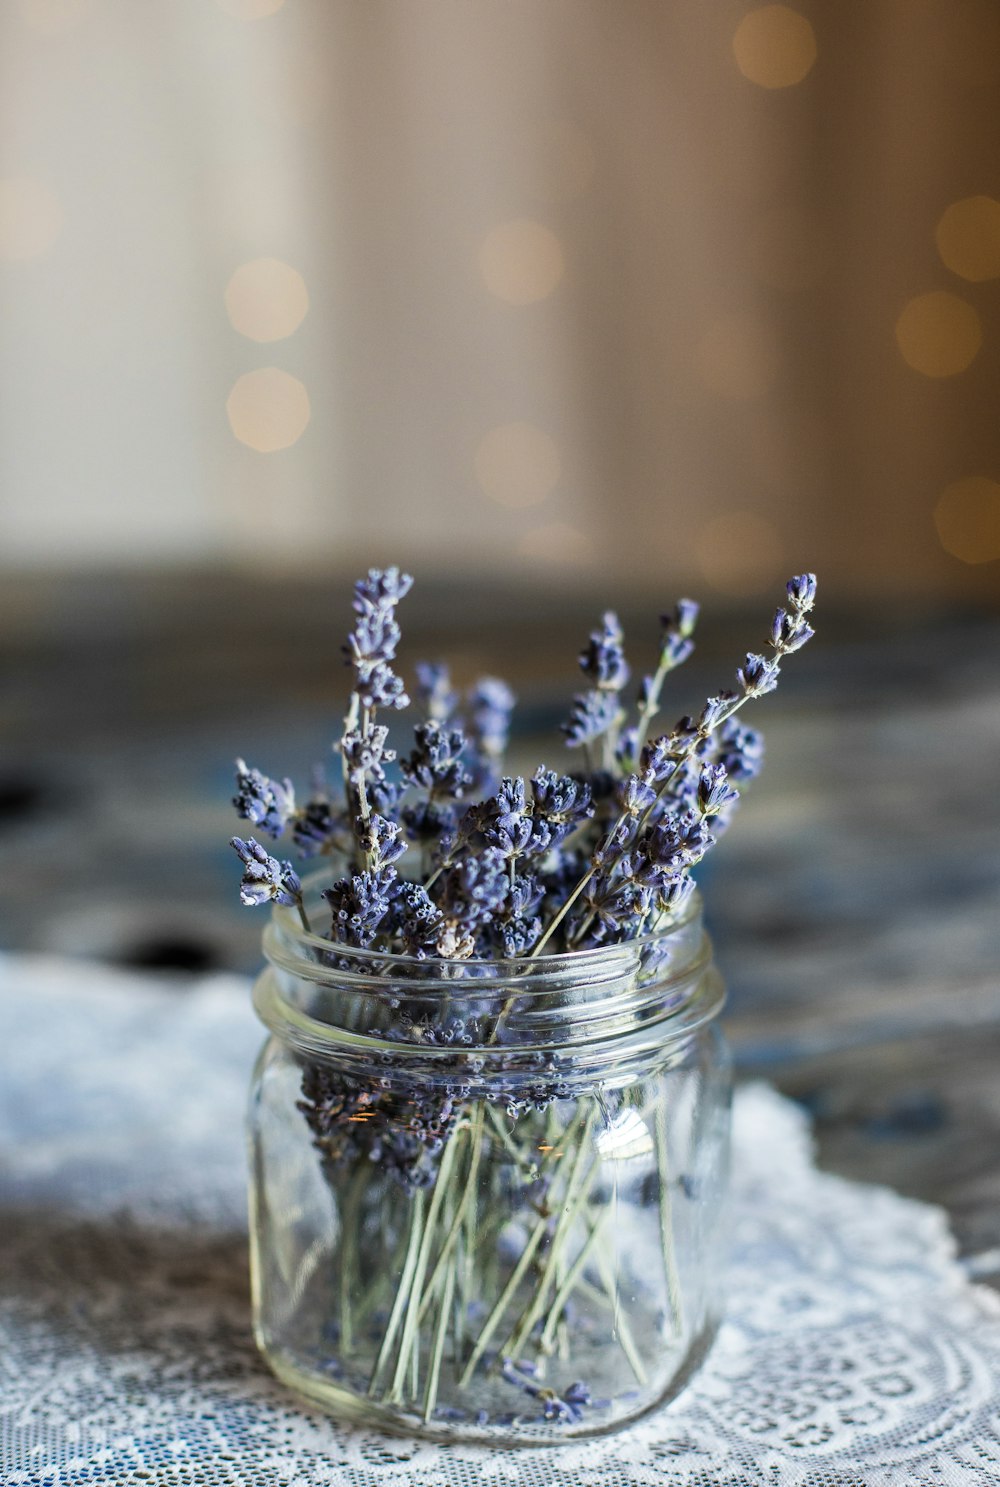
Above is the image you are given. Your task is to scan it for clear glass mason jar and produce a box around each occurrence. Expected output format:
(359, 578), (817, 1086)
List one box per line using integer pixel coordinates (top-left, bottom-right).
(247, 877), (731, 1445)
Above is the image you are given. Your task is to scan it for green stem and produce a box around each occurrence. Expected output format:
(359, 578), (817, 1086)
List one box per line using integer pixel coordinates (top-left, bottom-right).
(367, 1189), (426, 1396)
(458, 1212), (550, 1388)
(502, 1111), (598, 1360)
(386, 1131), (462, 1403)
(592, 1241), (649, 1386)
(417, 1113), (482, 1325)
(655, 1100), (685, 1337)
(538, 1205), (609, 1354)
(422, 1258), (456, 1423)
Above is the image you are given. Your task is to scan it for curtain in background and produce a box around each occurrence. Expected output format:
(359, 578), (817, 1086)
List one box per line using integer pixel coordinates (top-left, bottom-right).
(2, 0), (999, 602)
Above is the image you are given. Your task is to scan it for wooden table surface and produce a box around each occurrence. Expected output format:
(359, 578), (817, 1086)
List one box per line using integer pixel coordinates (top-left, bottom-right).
(2, 570), (998, 1283)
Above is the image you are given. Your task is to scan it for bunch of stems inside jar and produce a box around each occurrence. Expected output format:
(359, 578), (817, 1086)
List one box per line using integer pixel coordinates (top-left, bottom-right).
(300, 1081), (684, 1426)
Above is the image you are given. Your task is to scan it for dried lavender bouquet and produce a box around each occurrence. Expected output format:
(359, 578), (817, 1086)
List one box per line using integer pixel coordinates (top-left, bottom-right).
(234, 567), (816, 1438)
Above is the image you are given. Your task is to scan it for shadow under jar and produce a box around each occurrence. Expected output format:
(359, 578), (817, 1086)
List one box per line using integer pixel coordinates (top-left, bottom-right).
(248, 881), (731, 1445)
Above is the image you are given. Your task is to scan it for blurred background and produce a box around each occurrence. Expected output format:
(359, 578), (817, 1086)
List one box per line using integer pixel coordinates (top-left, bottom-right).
(1, 2), (998, 1263)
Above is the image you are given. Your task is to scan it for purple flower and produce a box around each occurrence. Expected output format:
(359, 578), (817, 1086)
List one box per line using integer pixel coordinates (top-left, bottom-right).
(354, 566), (414, 610)
(698, 692), (739, 733)
(354, 812), (407, 869)
(415, 662), (458, 721)
(696, 763), (739, 818)
(770, 607), (815, 654)
(391, 880), (446, 958)
(579, 612), (629, 691)
(562, 690), (621, 749)
(230, 836), (301, 908)
(356, 661), (409, 712)
(433, 848), (508, 952)
(737, 652), (781, 698)
(468, 677), (515, 757)
(401, 722), (471, 797)
(233, 759), (295, 838)
(618, 774), (657, 818)
(323, 867), (397, 947)
(343, 567), (413, 708)
(786, 572), (818, 611)
(715, 718), (764, 783)
(531, 768), (594, 845)
(341, 725), (394, 784)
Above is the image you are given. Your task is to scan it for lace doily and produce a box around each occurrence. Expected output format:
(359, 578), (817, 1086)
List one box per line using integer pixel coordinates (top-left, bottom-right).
(2, 953), (999, 1486)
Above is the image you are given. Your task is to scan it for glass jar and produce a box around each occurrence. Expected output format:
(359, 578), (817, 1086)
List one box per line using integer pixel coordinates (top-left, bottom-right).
(247, 878), (730, 1445)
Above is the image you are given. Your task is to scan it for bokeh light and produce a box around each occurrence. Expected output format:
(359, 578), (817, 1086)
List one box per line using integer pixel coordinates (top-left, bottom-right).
(0, 177), (63, 261)
(15, 0), (91, 33)
(747, 204), (828, 290)
(525, 122), (596, 204)
(215, 0), (285, 18)
(933, 477), (1000, 564)
(475, 422), (561, 508)
(695, 511), (783, 596)
(479, 220), (565, 305)
(226, 368), (311, 452)
(895, 291), (981, 377)
(225, 258), (309, 343)
(935, 196), (1000, 283)
(517, 521), (593, 565)
(733, 6), (818, 89)
(695, 311), (781, 400)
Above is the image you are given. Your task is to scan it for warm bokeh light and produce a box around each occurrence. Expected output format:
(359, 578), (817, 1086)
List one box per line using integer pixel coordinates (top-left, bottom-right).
(935, 196), (1000, 282)
(0, 177), (63, 261)
(226, 368), (311, 452)
(15, 0), (91, 33)
(733, 6), (818, 89)
(695, 511), (784, 596)
(695, 311), (781, 400)
(517, 521), (593, 565)
(525, 121), (596, 204)
(747, 204), (828, 290)
(225, 258), (309, 343)
(895, 291), (982, 377)
(474, 422), (561, 508)
(479, 219), (565, 305)
(933, 477), (1000, 564)
(215, 0), (285, 18)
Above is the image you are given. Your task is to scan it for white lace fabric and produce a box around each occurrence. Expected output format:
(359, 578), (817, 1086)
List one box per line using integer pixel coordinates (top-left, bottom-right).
(2, 954), (999, 1486)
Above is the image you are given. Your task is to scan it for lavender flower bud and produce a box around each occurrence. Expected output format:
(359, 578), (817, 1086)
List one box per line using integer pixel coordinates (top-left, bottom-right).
(392, 880), (446, 957)
(697, 763), (740, 818)
(619, 774), (657, 817)
(230, 836), (301, 908)
(657, 875), (696, 916)
(531, 767), (594, 844)
(323, 867), (397, 948)
(354, 812), (407, 869)
(737, 652), (780, 697)
(786, 572), (817, 612)
(356, 662), (409, 712)
(233, 759), (295, 838)
(716, 718), (764, 783)
(414, 661), (458, 721)
(579, 611), (629, 691)
(698, 692), (739, 733)
(468, 676), (516, 758)
(562, 690), (621, 748)
(353, 566), (414, 610)
(770, 607), (815, 654)
(401, 722), (471, 797)
(341, 725), (394, 783)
